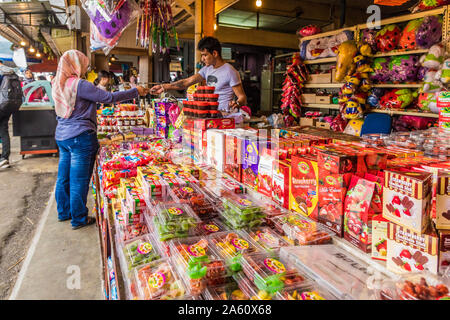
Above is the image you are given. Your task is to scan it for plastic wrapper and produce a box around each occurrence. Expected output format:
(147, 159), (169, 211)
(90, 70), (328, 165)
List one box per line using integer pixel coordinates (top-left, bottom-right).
(262, 203), (289, 229)
(416, 15), (442, 49)
(233, 272), (275, 300)
(375, 24), (401, 52)
(395, 273), (450, 300)
(241, 253), (311, 295)
(151, 203), (200, 242)
(134, 258), (188, 300)
(115, 219), (149, 243)
(168, 184), (219, 220)
(209, 231), (263, 273)
(203, 280), (250, 300)
(398, 19), (422, 50)
(276, 283), (339, 300)
(169, 237), (231, 296)
(270, 213), (332, 246)
(193, 219), (229, 237)
(220, 193), (266, 229)
(389, 55), (420, 83)
(245, 227), (289, 256)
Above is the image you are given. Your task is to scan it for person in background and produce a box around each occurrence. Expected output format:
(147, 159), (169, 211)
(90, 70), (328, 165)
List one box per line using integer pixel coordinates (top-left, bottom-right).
(22, 68), (44, 101)
(23, 68), (34, 85)
(49, 73), (55, 82)
(93, 70), (111, 92)
(0, 59), (22, 169)
(150, 36), (247, 115)
(52, 50), (148, 230)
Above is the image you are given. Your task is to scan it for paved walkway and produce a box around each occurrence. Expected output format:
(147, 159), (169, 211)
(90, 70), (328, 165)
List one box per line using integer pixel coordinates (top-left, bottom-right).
(9, 186), (104, 300)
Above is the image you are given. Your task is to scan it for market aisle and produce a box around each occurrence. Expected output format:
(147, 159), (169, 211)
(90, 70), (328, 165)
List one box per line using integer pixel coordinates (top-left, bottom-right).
(10, 188), (104, 300)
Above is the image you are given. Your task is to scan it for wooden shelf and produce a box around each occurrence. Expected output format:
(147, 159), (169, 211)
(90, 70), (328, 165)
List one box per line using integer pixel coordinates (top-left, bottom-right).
(371, 49), (428, 58)
(372, 83), (422, 88)
(304, 83), (342, 88)
(303, 103), (340, 110)
(369, 109), (439, 118)
(274, 52), (296, 59)
(357, 6), (446, 30)
(300, 26), (357, 42)
(303, 57), (337, 64)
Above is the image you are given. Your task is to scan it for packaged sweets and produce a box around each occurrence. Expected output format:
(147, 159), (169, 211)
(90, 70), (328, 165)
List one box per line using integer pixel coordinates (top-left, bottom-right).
(209, 231), (263, 273)
(395, 273), (450, 300)
(245, 227), (289, 255)
(152, 204), (200, 242)
(193, 219), (229, 237)
(203, 280), (250, 300)
(233, 272), (275, 300)
(276, 284), (338, 300)
(241, 253), (310, 295)
(220, 193), (266, 229)
(134, 258), (187, 300)
(169, 237), (230, 296)
(115, 220), (149, 243)
(168, 184), (219, 220)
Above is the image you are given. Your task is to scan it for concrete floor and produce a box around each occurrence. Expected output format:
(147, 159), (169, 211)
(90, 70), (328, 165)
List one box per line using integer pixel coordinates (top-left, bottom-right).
(0, 119), (103, 300)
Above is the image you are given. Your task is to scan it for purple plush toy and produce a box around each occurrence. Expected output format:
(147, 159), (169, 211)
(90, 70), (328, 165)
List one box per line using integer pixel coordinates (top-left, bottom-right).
(87, 0), (132, 39)
(370, 57), (391, 83)
(389, 55), (420, 82)
(416, 16), (442, 49)
(417, 66), (428, 82)
(361, 29), (377, 52)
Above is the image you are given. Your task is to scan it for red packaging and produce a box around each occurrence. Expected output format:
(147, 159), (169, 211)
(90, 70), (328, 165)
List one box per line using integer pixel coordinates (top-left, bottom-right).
(439, 230), (450, 274)
(343, 176), (376, 253)
(258, 149), (275, 197)
(316, 148), (357, 175)
(272, 160), (291, 210)
(318, 173), (352, 237)
(364, 172), (384, 214)
(224, 133), (243, 182)
(194, 118), (235, 130)
(290, 155), (319, 221)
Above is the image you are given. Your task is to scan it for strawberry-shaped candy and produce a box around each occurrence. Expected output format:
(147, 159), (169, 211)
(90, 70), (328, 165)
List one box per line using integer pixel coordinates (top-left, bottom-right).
(398, 19), (423, 50)
(375, 24), (401, 52)
(416, 15), (442, 49)
(392, 196), (401, 205)
(400, 249), (412, 259)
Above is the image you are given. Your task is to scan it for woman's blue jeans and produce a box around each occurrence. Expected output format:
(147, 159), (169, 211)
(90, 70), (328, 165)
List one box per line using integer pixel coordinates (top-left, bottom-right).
(55, 130), (99, 228)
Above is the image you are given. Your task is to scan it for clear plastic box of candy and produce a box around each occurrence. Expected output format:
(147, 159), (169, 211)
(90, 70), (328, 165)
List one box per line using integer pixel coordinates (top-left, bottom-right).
(114, 217), (149, 243)
(244, 227), (289, 256)
(220, 193), (266, 229)
(134, 258), (189, 300)
(261, 202), (289, 229)
(209, 231), (263, 273)
(169, 236), (231, 296)
(168, 183), (220, 220)
(270, 213), (332, 245)
(233, 272), (276, 300)
(395, 273), (450, 300)
(202, 279), (250, 300)
(151, 203), (201, 242)
(361, 133), (390, 147)
(193, 219), (229, 237)
(276, 283), (338, 300)
(240, 253), (311, 295)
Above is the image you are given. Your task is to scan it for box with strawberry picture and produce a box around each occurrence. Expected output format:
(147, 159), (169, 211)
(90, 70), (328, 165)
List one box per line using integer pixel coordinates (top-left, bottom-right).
(371, 214), (389, 262)
(343, 176), (376, 253)
(436, 175), (450, 230)
(317, 173), (352, 237)
(382, 170), (433, 234)
(316, 147), (358, 175)
(272, 160), (291, 210)
(289, 155), (319, 221)
(439, 230), (450, 274)
(224, 133), (244, 182)
(386, 222), (439, 275)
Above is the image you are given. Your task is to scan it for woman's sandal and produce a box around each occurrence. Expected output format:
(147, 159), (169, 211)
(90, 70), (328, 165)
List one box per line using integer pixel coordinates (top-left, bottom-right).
(72, 216), (96, 230)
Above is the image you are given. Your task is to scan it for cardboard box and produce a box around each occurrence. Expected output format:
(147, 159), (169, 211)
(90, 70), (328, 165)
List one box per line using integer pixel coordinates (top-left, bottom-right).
(371, 214), (389, 261)
(316, 121), (331, 129)
(308, 73), (331, 84)
(436, 175), (450, 230)
(224, 133), (244, 182)
(439, 230), (450, 273)
(206, 130), (226, 172)
(301, 93), (316, 104)
(300, 117), (317, 127)
(194, 118), (235, 130)
(318, 173), (352, 237)
(242, 138), (269, 191)
(382, 170), (432, 234)
(317, 148), (358, 175)
(315, 95), (331, 104)
(386, 222), (439, 275)
(272, 160), (291, 210)
(290, 155), (319, 221)
(331, 68), (344, 83)
(258, 150), (275, 197)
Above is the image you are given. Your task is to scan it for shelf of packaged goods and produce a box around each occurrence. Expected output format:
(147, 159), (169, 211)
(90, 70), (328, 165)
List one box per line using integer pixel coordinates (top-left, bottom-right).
(371, 83), (422, 88)
(356, 6), (446, 30)
(303, 103), (340, 110)
(299, 26), (357, 42)
(303, 57), (337, 64)
(370, 48), (428, 58)
(369, 109), (439, 118)
(304, 83), (342, 88)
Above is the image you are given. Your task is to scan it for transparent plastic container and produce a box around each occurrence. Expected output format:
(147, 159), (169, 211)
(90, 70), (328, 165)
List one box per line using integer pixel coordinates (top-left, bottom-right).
(395, 273), (450, 300)
(134, 258), (188, 300)
(152, 203), (201, 242)
(241, 253), (311, 295)
(193, 219), (229, 237)
(114, 218), (149, 243)
(118, 234), (164, 278)
(233, 272), (275, 300)
(202, 279), (250, 300)
(276, 283), (338, 300)
(220, 193), (266, 229)
(244, 227), (289, 255)
(209, 231), (263, 273)
(261, 203), (289, 229)
(270, 213), (332, 245)
(168, 184), (220, 220)
(169, 236), (231, 296)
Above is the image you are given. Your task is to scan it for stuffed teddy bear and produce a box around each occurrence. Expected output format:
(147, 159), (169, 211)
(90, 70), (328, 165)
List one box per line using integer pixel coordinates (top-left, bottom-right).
(435, 58), (450, 84)
(420, 43), (445, 69)
(375, 24), (401, 52)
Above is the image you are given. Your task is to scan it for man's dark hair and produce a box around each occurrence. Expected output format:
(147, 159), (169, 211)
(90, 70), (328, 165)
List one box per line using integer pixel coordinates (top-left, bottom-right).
(197, 37), (222, 57)
(98, 70), (111, 79)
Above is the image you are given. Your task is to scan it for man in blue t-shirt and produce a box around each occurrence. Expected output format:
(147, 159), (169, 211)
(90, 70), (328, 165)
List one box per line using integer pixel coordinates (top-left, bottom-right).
(150, 37), (247, 114)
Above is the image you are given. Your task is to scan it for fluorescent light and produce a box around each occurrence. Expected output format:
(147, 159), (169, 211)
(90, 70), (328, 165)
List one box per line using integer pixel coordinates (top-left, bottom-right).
(217, 23), (253, 30)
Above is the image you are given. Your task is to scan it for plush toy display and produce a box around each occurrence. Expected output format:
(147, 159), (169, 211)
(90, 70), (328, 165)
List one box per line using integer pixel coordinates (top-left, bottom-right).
(361, 29), (377, 52)
(367, 88), (386, 108)
(416, 15), (442, 49)
(298, 25), (321, 37)
(379, 89), (418, 109)
(335, 40), (358, 82)
(417, 92), (439, 113)
(411, 0), (450, 13)
(370, 57), (391, 83)
(342, 98), (364, 120)
(398, 19), (423, 50)
(375, 24), (401, 52)
(435, 58), (450, 84)
(300, 30), (353, 60)
(359, 73), (371, 92)
(417, 66), (428, 81)
(420, 43), (445, 69)
(422, 70), (442, 92)
(389, 55), (420, 82)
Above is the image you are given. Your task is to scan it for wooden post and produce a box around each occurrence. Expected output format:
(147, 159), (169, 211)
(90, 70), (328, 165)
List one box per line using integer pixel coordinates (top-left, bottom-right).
(203, 0), (215, 37)
(194, 0), (215, 71)
(194, 0), (202, 70)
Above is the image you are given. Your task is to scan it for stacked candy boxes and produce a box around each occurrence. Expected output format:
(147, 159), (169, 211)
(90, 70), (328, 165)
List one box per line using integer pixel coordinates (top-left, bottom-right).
(220, 192), (266, 229)
(169, 237), (231, 296)
(154, 101), (172, 138)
